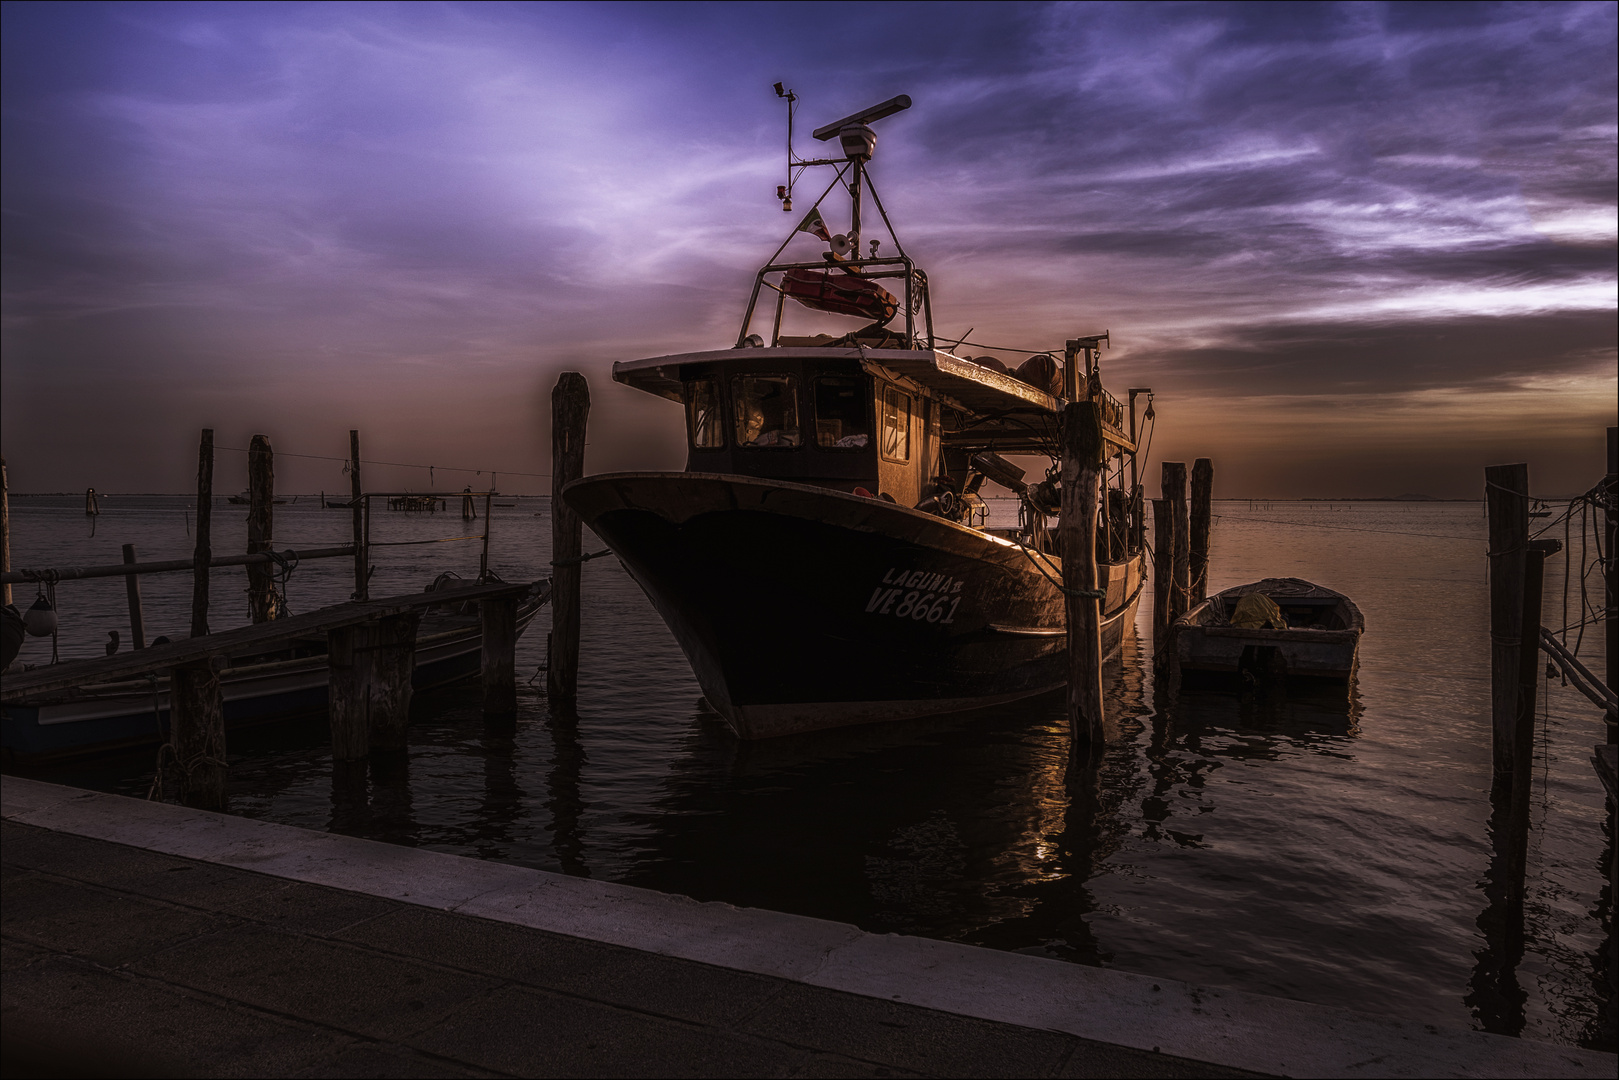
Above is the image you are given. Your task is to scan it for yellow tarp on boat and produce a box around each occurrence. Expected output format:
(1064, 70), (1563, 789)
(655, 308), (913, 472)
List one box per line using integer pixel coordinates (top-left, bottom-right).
(1230, 592), (1287, 630)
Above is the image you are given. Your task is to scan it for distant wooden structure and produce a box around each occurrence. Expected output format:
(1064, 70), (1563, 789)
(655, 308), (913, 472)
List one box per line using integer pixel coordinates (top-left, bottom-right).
(387, 494), (446, 513)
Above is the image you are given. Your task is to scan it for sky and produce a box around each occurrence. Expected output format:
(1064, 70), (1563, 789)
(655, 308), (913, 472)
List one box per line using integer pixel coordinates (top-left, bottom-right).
(2, 1), (1614, 498)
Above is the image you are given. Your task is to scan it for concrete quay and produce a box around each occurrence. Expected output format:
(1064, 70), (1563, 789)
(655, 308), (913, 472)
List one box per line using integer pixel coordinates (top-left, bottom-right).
(2, 776), (1612, 1078)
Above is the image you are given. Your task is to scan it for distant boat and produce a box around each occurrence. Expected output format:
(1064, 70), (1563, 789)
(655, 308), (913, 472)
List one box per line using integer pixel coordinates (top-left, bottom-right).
(226, 490), (286, 505)
(1174, 577), (1362, 687)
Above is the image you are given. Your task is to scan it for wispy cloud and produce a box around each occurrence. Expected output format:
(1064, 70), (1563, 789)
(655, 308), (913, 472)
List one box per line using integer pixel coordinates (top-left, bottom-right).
(1, 1), (1613, 495)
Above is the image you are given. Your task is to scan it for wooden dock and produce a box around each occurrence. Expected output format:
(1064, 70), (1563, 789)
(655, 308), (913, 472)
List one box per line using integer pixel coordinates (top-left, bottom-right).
(1, 580), (541, 699)
(4, 579), (548, 808)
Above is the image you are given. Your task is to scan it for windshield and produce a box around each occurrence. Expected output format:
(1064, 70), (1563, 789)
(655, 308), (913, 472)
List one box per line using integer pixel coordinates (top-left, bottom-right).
(732, 374), (801, 448)
(685, 378), (724, 449)
(813, 376), (869, 449)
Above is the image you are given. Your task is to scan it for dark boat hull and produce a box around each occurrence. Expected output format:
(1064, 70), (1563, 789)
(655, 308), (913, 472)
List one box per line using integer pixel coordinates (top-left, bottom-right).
(564, 472), (1143, 738)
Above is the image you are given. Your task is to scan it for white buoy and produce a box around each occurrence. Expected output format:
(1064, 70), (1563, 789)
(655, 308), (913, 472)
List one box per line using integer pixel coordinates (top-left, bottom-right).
(23, 595), (57, 637)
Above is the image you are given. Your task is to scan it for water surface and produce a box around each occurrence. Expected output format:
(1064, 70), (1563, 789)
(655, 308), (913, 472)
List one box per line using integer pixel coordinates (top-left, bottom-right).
(6, 494), (1613, 1049)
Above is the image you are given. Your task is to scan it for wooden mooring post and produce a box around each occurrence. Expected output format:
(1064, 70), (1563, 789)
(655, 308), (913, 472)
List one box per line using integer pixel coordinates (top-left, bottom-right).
(1164, 462), (1190, 626)
(328, 612), (421, 758)
(169, 657), (226, 810)
(1190, 458), (1213, 605)
(481, 596), (518, 715)
(1061, 400), (1105, 748)
(191, 429), (214, 638)
(549, 372), (590, 705)
(246, 434), (276, 623)
(1152, 497), (1176, 672)
(1486, 463), (1529, 782)
(122, 544), (146, 649)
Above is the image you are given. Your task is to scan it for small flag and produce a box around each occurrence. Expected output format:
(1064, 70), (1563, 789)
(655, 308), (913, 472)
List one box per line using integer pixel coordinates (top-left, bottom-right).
(796, 207), (832, 242)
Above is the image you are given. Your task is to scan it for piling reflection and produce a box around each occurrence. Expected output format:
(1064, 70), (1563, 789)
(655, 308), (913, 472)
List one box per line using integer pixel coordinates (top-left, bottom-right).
(1581, 797), (1615, 1050)
(1466, 775), (1530, 1036)
(545, 702), (589, 877)
(476, 716), (523, 859)
(608, 636), (1154, 958)
(326, 750), (417, 846)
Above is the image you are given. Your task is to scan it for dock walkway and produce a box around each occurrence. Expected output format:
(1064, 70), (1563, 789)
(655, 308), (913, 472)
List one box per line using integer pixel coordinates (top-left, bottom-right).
(3, 777), (1612, 1078)
(1, 579), (544, 700)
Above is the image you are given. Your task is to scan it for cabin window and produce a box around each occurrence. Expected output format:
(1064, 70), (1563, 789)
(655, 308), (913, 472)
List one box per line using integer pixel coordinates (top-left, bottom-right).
(813, 376), (869, 449)
(685, 378), (725, 449)
(731, 374), (801, 448)
(880, 386), (911, 461)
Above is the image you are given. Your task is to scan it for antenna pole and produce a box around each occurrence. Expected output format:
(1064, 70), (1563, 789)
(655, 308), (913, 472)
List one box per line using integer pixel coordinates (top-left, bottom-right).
(849, 160), (864, 254)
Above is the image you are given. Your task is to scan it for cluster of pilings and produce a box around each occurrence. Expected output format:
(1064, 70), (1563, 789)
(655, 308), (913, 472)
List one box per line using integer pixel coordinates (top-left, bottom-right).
(1147, 459), (1214, 678)
(1058, 402), (1214, 751)
(1483, 430), (1618, 921)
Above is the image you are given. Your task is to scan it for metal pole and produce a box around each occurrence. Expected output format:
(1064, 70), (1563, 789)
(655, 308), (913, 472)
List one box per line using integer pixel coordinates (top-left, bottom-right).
(122, 544), (145, 648)
(350, 430), (366, 601)
(190, 429), (213, 638)
(480, 491), (492, 580)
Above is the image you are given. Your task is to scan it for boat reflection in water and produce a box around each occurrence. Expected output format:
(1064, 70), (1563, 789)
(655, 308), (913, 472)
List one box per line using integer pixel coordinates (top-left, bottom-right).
(610, 626), (1361, 957)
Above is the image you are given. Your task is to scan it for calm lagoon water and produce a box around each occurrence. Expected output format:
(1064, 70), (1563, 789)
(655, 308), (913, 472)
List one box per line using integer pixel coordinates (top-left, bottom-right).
(5, 493), (1613, 1050)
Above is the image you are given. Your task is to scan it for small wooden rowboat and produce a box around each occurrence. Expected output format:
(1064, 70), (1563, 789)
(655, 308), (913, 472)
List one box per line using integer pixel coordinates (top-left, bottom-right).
(1174, 577), (1363, 685)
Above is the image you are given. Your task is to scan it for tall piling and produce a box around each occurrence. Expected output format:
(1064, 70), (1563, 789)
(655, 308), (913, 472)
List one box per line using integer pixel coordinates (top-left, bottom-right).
(1061, 400), (1105, 748)
(549, 372), (590, 705)
(350, 430), (366, 602)
(190, 429), (214, 638)
(328, 613), (423, 759)
(368, 612), (421, 752)
(1486, 463), (1529, 782)
(328, 623), (371, 760)
(246, 434), (276, 623)
(1190, 458), (1214, 605)
(1152, 498), (1176, 673)
(169, 658), (226, 810)
(481, 596), (519, 716)
(1163, 462), (1190, 626)
(2, 456), (10, 608)
(85, 488), (99, 517)
(122, 544), (146, 649)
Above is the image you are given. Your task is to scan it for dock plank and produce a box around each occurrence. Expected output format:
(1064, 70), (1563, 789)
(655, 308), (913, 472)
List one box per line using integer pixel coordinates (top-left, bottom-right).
(1, 580), (548, 699)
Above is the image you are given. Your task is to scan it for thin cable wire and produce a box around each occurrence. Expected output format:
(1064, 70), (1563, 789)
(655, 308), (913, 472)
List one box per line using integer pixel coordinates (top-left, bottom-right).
(213, 445), (551, 479)
(1226, 514), (1480, 543)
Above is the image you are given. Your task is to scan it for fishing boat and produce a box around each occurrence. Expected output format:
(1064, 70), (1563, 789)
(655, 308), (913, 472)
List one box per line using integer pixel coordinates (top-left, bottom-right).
(1173, 577), (1363, 686)
(564, 92), (1153, 739)
(227, 490), (286, 505)
(1, 580), (549, 763)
